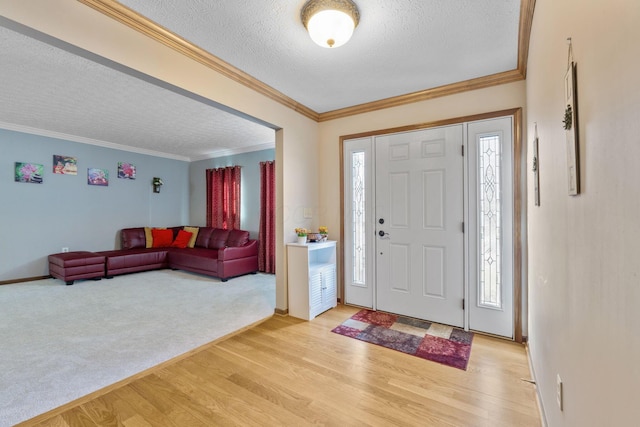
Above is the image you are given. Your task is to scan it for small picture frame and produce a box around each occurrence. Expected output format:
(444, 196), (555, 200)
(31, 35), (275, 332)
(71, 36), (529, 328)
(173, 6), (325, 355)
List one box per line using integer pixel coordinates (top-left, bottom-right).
(15, 162), (44, 184)
(53, 155), (78, 175)
(87, 168), (109, 186)
(117, 162), (136, 179)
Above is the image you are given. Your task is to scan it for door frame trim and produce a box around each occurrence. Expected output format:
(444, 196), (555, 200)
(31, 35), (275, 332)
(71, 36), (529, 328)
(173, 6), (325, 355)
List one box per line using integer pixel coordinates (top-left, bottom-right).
(339, 107), (524, 342)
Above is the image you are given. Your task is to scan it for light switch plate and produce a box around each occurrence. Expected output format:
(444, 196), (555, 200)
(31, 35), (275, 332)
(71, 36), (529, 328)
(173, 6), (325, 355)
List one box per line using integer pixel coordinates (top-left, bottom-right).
(303, 208), (312, 219)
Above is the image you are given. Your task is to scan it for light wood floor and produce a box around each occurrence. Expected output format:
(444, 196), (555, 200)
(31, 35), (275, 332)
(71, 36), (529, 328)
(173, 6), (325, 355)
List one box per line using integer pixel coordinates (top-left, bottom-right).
(20, 305), (541, 426)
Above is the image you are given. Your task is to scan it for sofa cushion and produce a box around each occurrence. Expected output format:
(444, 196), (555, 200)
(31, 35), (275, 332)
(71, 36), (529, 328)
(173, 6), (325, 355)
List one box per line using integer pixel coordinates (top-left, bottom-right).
(168, 247), (219, 274)
(121, 228), (146, 249)
(171, 230), (193, 249)
(169, 226), (183, 239)
(194, 227), (214, 248)
(98, 248), (169, 273)
(208, 229), (230, 249)
(183, 226), (199, 248)
(144, 227), (153, 248)
(151, 228), (173, 247)
(227, 229), (250, 247)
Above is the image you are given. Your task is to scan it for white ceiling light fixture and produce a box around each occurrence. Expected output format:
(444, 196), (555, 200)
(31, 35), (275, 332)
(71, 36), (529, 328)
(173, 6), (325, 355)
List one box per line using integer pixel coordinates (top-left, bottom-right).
(301, 0), (360, 48)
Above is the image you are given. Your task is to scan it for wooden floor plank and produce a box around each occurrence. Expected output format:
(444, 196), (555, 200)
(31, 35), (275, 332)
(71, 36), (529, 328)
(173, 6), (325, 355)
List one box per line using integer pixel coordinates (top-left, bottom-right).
(20, 305), (541, 426)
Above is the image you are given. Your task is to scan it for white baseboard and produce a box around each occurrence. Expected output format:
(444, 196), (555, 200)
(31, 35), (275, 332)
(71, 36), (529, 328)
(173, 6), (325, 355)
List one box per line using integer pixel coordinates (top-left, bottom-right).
(525, 343), (548, 427)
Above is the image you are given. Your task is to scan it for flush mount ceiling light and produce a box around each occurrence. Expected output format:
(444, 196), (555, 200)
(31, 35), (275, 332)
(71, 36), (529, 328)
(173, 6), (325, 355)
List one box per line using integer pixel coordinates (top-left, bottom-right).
(301, 0), (360, 48)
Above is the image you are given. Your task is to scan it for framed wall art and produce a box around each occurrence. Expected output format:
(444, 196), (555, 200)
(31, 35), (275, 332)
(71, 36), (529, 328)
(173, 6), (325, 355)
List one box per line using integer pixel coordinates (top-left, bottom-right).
(53, 155), (78, 175)
(117, 162), (136, 179)
(87, 168), (109, 186)
(532, 127), (540, 206)
(564, 38), (580, 196)
(15, 162), (44, 184)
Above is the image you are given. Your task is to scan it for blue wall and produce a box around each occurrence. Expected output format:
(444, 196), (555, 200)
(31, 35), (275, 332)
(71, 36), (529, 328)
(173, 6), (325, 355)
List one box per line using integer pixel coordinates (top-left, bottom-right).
(190, 149), (275, 239)
(0, 129), (189, 281)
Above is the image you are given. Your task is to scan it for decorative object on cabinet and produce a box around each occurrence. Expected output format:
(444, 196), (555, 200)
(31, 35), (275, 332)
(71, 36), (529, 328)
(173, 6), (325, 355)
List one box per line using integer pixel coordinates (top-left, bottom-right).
(287, 240), (337, 320)
(152, 177), (163, 193)
(564, 37), (580, 196)
(306, 233), (322, 242)
(295, 227), (308, 244)
(307, 226), (329, 242)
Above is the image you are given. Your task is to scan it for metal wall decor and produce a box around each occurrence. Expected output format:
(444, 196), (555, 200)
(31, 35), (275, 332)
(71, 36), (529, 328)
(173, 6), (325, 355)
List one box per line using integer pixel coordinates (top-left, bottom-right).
(564, 37), (580, 195)
(533, 123), (540, 206)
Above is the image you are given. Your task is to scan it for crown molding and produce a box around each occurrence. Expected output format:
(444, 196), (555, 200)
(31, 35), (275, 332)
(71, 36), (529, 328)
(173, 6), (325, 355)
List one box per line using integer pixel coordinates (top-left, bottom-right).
(77, 0), (535, 123)
(318, 69), (524, 122)
(0, 121), (191, 162)
(517, 0), (537, 78)
(77, 0), (320, 122)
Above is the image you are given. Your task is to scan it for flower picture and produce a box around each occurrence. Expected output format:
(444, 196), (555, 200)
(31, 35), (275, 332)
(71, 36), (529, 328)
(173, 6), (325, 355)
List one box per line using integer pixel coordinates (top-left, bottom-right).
(15, 162), (44, 184)
(117, 162), (136, 179)
(87, 168), (109, 186)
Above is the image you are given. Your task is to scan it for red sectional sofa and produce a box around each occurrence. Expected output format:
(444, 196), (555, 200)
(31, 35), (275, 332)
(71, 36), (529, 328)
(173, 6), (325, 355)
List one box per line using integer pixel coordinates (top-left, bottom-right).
(49, 226), (259, 284)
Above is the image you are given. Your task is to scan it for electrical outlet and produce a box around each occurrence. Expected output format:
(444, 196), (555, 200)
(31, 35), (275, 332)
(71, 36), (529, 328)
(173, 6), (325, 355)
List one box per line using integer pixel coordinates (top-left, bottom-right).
(61, 247), (69, 253)
(556, 374), (563, 411)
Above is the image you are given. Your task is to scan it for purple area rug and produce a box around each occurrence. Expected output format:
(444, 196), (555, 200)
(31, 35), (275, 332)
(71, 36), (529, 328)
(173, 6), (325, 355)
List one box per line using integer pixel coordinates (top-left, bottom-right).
(331, 309), (474, 370)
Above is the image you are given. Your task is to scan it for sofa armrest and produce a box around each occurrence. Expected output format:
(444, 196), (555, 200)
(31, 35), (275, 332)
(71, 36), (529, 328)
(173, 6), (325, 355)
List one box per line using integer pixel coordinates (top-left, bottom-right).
(217, 240), (258, 261)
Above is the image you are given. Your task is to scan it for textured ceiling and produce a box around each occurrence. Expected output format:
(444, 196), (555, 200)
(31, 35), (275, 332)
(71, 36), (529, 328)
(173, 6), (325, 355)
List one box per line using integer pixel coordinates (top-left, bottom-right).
(0, 0), (522, 160)
(0, 24), (275, 161)
(118, 0), (521, 113)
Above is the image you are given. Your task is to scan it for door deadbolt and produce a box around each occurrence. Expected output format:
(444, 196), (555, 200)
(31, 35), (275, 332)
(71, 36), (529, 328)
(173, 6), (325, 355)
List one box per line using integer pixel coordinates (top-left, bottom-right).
(379, 218), (385, 224)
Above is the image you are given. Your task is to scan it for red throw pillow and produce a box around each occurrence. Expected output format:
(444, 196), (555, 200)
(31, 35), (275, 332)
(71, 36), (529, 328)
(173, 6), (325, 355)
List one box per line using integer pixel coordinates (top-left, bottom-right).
(151, 228), (173, 248)
(171, 230), (193, 249)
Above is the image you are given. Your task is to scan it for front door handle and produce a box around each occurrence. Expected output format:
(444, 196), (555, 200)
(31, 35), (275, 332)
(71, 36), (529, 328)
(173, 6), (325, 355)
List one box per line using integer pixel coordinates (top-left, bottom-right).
(378, 230), (389, 237)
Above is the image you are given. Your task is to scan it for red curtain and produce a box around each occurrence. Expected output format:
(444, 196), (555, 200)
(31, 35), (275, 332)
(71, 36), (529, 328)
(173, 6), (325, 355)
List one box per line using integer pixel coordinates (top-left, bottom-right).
(206, 166), (241, 229)
(258, 161), (276, 273)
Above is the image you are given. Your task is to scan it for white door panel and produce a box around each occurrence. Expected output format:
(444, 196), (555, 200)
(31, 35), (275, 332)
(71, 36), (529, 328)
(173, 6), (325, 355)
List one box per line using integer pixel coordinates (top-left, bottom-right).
(375, 125), (464, 327)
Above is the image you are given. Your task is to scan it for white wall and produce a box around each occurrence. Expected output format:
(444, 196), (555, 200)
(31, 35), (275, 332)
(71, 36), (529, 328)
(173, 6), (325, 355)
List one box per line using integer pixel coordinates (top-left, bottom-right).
(526, 0), (640, 425)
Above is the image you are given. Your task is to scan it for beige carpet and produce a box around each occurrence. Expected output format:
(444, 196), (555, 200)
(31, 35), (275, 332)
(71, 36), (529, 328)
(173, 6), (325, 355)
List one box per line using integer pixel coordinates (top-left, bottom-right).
(0, 270), (275, 426)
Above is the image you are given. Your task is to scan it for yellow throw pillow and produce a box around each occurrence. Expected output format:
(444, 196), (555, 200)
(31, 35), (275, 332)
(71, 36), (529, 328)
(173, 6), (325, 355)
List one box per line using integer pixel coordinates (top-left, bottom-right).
(183, 226), (199, 248)
(144, 227), (153, 248)
(144, 227), (167, 248)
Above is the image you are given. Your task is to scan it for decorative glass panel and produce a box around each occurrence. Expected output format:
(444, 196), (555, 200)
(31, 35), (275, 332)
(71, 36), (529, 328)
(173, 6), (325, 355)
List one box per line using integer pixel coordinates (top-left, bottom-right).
(352, 151), (366, 285)
(478, 135), (502, 309)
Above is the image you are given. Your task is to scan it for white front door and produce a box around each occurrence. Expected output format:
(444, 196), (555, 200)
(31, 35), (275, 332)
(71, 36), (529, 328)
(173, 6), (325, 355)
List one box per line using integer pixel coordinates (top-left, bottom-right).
(343, 116), (515, 337)
(375, 125), (465, 327)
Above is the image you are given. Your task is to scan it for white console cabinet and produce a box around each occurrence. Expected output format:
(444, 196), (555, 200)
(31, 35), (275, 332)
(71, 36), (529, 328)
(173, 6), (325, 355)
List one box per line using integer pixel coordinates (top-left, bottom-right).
(287, 240), (337, 320)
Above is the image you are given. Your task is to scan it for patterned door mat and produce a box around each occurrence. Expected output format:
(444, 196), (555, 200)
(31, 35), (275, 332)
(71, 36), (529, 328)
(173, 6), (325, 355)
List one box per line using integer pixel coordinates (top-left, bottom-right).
(332, 309), (473, 370)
